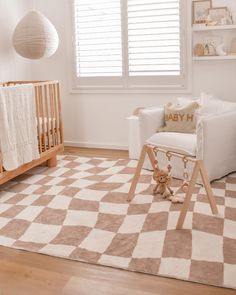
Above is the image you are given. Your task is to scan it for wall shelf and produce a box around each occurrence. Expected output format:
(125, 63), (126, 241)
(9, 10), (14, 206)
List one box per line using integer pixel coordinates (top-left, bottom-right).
(192, 23), (236, 61)
(192, 24), (236, 32)
(193, 55), (236, 61)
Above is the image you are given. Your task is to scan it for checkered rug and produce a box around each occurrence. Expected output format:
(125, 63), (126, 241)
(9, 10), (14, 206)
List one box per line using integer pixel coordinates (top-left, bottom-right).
(0, 155), (235, 289)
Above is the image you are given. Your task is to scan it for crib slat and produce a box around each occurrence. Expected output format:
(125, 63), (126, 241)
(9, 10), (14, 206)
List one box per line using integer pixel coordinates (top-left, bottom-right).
(0, 153), (3, 173)
(39, 85), (46, 152)
(35, 86), (42, 154)
(44, 85), (51, 150)
(49, 84), (56, 147)
(53, 83), (60, 145)
(57, 82), (63, 144)
(52, 84), (57, 146)
(53, 84), (58, 145)
(51, 83), (56, 145)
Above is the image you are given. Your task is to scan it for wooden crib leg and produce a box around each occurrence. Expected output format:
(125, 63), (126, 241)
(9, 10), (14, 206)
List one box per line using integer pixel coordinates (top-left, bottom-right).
(47, 155), (57, 167)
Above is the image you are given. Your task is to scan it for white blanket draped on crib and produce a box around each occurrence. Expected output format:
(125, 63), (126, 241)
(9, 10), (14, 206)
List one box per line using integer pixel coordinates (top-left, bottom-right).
(0, 84), (39, 171)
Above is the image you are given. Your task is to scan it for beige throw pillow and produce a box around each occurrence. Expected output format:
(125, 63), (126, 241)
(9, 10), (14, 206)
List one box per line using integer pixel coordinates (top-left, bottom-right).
(159, 101), (199, 133)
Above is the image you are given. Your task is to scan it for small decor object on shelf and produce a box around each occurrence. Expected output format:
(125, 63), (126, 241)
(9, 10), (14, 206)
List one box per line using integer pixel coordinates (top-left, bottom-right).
(13, 10), (59, 60)
(230, 38), (236, 54)
(205, 14), (218, 26)
(192, 0), (212, 24)
(205, 44), (216, 56)
(194, 43), (205, 56)
(203, 35), (222, 55)
(204, 44), (210, 55)
(226, 10), (234, 25)
(216, 43), (227, 56)
(233, 11), (236, 24)
(208, 7), (229, 25)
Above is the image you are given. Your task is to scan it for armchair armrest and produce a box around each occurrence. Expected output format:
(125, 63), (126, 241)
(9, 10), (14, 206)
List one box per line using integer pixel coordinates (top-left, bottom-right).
(139, 106), (164, 146)
(197, 111), (236, 180)
(127, 106), (164, 159)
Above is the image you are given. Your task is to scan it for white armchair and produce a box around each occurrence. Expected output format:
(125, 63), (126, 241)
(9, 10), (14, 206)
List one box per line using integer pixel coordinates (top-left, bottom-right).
(127, 101), (236, 182)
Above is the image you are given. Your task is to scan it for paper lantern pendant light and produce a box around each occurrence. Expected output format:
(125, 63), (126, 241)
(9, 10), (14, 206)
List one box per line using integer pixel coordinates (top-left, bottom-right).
(12, 10), (59, 59)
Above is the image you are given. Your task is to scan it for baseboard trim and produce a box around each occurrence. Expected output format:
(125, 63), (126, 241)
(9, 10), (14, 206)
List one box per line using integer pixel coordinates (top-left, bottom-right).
(64, 141), (128, 151)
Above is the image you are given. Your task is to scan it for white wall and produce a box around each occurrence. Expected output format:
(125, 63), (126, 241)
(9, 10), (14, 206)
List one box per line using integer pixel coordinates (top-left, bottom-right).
(0, 0), (33, 81)
(31, 0), (236, 150)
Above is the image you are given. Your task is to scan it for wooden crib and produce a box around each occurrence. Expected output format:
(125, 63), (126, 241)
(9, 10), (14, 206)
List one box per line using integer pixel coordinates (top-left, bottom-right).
(0, 80), (64, 185)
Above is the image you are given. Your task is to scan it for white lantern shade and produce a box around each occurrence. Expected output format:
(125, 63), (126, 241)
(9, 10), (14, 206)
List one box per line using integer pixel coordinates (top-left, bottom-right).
(12, 10), (59, 59)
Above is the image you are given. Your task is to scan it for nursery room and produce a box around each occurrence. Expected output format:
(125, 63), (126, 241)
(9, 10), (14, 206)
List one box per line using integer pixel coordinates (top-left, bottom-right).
(0, 0), (236, 294)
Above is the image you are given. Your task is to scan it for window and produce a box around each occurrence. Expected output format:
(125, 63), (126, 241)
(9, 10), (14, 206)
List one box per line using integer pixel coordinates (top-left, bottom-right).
(74, 0), (122, 78)
(72, 0), (190, 92)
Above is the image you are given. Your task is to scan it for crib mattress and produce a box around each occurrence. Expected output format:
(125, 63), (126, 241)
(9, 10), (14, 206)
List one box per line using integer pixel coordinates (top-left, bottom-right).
(0, 117), (57, 154)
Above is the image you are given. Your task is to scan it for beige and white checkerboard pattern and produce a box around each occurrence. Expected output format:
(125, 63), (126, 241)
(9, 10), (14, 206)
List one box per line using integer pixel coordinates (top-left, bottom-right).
(0, 155), (235, 289)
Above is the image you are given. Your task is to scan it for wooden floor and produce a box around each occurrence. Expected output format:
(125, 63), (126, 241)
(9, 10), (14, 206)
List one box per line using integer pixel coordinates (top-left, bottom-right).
(0, 147), (235, 295)
(63, 146), (129, 159)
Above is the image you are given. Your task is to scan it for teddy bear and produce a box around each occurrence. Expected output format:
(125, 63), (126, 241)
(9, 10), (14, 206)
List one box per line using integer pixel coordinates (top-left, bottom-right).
(153, 168), (173, 199)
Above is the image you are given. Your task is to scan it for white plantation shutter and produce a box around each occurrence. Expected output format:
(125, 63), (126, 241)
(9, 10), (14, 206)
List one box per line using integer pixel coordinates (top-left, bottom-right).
(72, 0), (189, 91)
(127, 0), (180, 76)
(74, 0), (122, 78)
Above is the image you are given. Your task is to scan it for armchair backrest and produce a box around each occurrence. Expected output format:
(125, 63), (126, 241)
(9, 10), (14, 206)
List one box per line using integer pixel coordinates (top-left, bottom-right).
(177, 94), (236, 117)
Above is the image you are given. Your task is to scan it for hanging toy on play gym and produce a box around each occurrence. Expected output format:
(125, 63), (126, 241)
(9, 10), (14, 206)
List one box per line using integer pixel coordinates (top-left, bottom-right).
(152, 148), (174, 199)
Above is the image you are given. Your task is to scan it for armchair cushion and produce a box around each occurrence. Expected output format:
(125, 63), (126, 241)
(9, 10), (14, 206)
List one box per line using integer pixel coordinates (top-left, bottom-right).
(146, 132), (197, 156)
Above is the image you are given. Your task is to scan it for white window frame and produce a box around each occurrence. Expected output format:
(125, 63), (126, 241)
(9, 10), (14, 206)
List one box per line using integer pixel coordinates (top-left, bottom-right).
(69, 0), (192, 94)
